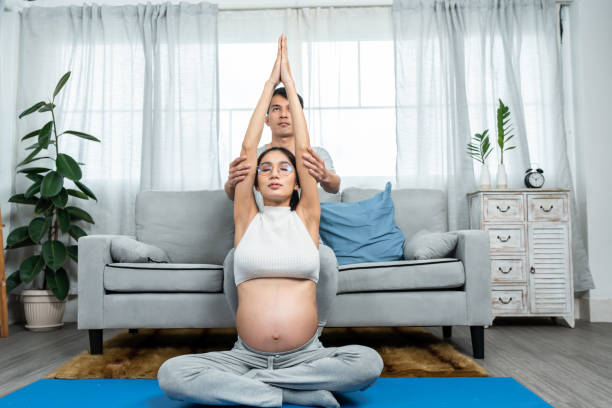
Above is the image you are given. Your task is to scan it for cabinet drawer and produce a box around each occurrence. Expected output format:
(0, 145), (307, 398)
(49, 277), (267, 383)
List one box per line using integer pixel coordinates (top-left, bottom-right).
(491, 258), (526, 283)
(527, 195), (568, 222)
(492, 288), (526, 313)
(484, 196), (524, 222)
(485, 225), (525, 253)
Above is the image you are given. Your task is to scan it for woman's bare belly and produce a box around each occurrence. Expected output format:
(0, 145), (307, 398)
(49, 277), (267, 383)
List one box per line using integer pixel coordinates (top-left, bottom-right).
(236, 277), (318, 353)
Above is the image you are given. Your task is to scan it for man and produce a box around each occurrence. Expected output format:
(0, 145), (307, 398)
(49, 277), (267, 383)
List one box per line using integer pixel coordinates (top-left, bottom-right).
(224, 87), (340, 202)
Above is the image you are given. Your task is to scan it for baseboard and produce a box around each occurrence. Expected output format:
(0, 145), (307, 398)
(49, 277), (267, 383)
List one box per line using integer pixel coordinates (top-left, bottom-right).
(587, 297), (612, 322)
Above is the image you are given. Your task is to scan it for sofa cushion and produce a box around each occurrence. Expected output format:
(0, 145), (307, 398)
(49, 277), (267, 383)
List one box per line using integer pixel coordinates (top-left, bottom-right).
(110, 236), (170, 263)
(337, 258), (464, 294)
(136, 190), (234, 264)
(320, 182), (405, 265)
(104, 263), (223, 292)
(341, 188), (447, 239)
(403, 230), (458, 260)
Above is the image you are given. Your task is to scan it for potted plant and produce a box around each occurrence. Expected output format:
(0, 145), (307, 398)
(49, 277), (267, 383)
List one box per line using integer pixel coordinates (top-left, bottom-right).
(496, 99), (516, 189)
(467, 129), (493, 189)
(4, 71), (100, 331)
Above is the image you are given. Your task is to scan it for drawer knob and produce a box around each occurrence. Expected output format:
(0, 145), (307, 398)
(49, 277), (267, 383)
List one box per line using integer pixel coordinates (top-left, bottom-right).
(496, 205), (511, 213)
(530, 266), (536, 274)
(498, 297), (513, 304)
(498, 266), (513, 274)
(497, 235), (511, 242)
(540, 204), (554, 213)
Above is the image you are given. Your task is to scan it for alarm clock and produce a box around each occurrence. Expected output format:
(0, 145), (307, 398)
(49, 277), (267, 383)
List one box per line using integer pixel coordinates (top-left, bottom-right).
(524, 168), (545, 188)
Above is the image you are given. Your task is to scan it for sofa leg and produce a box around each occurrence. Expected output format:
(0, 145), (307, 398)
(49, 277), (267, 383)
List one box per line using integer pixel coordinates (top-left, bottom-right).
(89, 329), (103, 355)
(129, 329), (138, 334)
(470, 326), (484, 359)
(442, 326), (452, 339)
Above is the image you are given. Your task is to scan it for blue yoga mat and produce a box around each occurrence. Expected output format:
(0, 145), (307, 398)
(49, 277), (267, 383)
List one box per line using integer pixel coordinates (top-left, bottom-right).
(0, 377), (551, 407)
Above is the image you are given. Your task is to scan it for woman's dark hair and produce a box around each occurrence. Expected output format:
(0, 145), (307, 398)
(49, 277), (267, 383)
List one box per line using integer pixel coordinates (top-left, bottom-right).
(255, 147), (300, 211)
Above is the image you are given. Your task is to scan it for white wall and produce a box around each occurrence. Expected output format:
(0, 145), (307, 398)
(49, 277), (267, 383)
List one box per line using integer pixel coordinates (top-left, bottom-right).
(570, 0), (612, 321)
(0, 11), (21, 326)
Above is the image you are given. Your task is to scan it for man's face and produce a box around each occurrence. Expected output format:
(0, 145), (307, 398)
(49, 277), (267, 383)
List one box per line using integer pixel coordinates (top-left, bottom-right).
(265, 94), (293, 137)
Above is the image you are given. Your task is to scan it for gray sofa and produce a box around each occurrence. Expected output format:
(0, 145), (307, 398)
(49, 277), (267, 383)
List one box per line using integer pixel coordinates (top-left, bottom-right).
(78, 187), (492, 358)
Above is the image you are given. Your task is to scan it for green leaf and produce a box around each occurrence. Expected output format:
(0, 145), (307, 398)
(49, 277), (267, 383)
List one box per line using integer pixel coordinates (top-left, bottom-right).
(38, 103), (56, 113)
(34, 198), (52, 215)
(53, 71), (71, 99)
(42, 240), (67, 271)
(9, 194), (38, 205)
(56, 153), (82, 181)
(18, 167), (50, 174)
(21, 129), (41, 141)
(24, 181), (41, 199)
(17, 146), (42, 167)
(67, 245), (78, 262)
(46, 267), (70, 301)
(74, 181), (97, 201)
(19, 101), (46, 119)
(69, 224), (87, 241)
(6, 271), (21, 293)
(38, 121), (54, 149)
(66, 206), (94, 224)
(505, 146), (517, 151)
(25, 142), (39, 150)
(51, 188), (69, 208)
(57, 208), (70, 233)
(26, 173), (44, 183)
(6, 226), (29, 248)
(28, 217), (52, 243)
(6, 237), (36, 250)
(66, 189), (88, 200)
(62, 130), (100, 143)
(19, 255), (45, 284)
(41, 171), (64, 198)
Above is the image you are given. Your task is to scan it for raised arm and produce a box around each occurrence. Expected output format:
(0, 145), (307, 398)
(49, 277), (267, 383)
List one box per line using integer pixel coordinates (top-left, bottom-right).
(234, 37), (282, 246)
(279, 34), (320, 231)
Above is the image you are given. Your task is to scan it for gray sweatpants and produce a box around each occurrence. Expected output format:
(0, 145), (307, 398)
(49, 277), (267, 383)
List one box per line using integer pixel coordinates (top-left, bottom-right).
(157, 330), (384, 407)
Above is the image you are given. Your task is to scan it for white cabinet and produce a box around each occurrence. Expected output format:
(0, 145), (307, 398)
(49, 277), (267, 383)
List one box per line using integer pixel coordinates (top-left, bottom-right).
(469, 189), (574, 327)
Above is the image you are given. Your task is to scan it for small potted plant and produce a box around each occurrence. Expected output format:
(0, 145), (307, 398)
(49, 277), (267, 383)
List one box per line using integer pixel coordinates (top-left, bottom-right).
(467, 129), (493, 189)
(496, 99), (516, 189)
(5, 71), (100, 331)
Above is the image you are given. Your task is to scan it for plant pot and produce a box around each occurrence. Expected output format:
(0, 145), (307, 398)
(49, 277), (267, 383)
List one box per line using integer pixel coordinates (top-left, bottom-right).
(479, 163), (491, 189)
(496, 163), (508, 189)
(21, 289), (68, 332)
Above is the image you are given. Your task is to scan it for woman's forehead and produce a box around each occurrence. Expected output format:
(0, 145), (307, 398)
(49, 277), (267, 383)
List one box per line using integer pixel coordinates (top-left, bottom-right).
(260, 150), (290, 162)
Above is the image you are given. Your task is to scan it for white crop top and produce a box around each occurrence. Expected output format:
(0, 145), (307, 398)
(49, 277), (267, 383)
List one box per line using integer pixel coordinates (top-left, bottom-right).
(234, 206), (320, 286)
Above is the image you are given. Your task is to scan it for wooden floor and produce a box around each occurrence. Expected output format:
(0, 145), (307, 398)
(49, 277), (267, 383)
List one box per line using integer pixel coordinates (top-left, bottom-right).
(1, 318), (611, 407)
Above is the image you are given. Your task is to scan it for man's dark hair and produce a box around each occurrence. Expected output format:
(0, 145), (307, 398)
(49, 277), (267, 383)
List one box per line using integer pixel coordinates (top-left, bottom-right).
(255, 147), (300, 211)
(267, 87), (304, 114)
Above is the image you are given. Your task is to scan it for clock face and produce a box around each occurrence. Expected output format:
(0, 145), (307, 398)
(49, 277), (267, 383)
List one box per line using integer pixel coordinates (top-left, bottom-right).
(528, 172), (545, 188)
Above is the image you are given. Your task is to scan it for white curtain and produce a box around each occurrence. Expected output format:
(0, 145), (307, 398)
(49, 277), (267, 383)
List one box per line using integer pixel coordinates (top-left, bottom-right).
(393, 0), (594, 292)
(218, 7), (395, 189)
(1, 1), (218, 298)
(13, 1), (219, 241)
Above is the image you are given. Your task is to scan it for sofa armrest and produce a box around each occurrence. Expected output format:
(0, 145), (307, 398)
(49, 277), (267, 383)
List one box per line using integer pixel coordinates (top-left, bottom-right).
(77, 234), (133, 329)
(451, 229), (492, 326)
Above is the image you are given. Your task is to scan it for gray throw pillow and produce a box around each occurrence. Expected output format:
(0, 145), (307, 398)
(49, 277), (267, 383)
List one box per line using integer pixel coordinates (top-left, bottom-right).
(403, 230), (458, 260)
(111, 236), (170, 263)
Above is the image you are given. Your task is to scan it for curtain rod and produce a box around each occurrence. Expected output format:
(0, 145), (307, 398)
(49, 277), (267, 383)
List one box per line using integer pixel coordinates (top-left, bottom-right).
(2, 0), (574, 13)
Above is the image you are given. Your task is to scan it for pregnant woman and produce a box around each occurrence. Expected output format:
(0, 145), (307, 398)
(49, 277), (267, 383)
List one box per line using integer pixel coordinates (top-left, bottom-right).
(158, 34), (383, 408)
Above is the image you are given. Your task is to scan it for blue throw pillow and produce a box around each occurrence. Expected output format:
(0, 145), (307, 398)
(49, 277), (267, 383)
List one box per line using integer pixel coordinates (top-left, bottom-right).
(319, 182), (405, 265)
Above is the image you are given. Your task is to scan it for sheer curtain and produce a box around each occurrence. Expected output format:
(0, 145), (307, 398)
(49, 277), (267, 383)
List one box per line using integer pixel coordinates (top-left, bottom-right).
(218, 7), (395, 188)
(2, 1), (218, 298)
(14, 1), (219, 240)
(393, 0), (594, 292)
